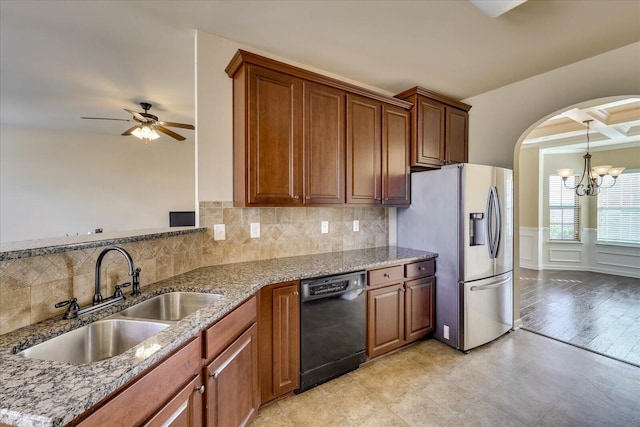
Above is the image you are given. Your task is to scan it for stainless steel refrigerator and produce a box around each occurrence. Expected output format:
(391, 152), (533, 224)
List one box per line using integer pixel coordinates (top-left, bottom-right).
(397, 163), (513, 352)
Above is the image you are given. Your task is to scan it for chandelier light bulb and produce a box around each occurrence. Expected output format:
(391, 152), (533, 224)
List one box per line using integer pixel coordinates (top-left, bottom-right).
(591, 165), (612, 176)
(556, 168), (574, 178)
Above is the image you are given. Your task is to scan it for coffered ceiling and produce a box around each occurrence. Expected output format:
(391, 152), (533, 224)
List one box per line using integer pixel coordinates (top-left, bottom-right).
(523, 98), (640, 152)
(1, 0), (639, 134)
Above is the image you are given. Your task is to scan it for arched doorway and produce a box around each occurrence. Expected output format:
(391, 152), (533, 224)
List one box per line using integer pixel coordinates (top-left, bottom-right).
(513, 95), (640, 366)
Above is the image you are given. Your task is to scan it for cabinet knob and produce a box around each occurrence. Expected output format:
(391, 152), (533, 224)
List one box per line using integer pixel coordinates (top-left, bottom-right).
(305, 196), (311, 200)
(211, 371), (219, 380)
(401, 287), (406, 293)
(196, 385), (205, 394)
(293, 195), (300, 199)
(384, 198), (389, 201)
(419, 267), (425, 271)
(293, 291), (299, 296)
(383, 273), (390, 278)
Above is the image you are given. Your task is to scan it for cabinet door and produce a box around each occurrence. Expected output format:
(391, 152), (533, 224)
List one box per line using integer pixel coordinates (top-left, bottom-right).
(303, 82), (345, 205)
(445, 107), (468, 165)
(143, 375), (204, 427)
(382, 104), (410, 206)
(416, 97), (445, 167)
(247, 65), (303, 205)
(367, 283), (404, 358)
(404, 277), (435, 342)
(346, 94), (382, 204)
(206, 324), (259, 427)
(259, 281), (300, 403)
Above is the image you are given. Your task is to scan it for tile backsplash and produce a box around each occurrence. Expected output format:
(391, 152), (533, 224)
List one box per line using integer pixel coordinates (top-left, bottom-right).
(0, 201), (388, 335)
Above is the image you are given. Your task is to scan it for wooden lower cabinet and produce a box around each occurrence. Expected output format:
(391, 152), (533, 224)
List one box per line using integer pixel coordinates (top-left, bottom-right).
(143, 375), (204, 427)
(258, 281), (300, 404)
(367, 282), (405, 358)
(367, 261), (435, 359)
(76, 337), (202, 427)
(405, 277), (435, 342)
(205, 324), (260, 427)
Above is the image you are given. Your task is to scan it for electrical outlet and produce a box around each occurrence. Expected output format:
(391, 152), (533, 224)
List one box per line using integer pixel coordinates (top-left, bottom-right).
(250, 222), (260, 238)
(443, 325), (450, 340)
(353, 220), (360, 232)
(213, 224), (226, 241)
(321, 221), (329, 234)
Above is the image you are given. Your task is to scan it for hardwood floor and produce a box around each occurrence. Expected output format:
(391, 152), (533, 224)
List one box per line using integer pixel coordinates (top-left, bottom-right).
(520, 268), (640, 366)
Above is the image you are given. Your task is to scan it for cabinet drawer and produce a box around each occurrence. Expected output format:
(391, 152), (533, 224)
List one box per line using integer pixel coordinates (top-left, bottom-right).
(204, 295), (257, 361)
(405, 259), (435, 279)
(368, 265), (404, 287)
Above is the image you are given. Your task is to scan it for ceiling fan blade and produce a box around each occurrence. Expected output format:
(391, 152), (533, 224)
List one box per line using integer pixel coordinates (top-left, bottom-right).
(157, 121), (195, 130)
(81, 117), (132, 122)
(156, 125), (186, 141)
(124, 108), (149, 122)
(121, 125), (139, 136)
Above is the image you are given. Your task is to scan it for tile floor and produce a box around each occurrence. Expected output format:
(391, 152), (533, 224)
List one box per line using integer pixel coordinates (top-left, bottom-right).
(520, 268), (640, 366)
(251, 330), (640, 426)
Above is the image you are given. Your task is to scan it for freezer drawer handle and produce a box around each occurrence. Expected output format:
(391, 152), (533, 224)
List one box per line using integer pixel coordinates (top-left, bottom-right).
(470, 277), (511, 291)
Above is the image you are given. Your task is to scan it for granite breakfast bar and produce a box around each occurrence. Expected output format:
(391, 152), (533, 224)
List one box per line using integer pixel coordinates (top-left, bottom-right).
(0, 246), (436, 427)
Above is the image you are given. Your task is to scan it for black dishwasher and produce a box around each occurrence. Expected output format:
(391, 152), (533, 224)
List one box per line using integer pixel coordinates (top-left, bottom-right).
(297, 270), (366, 393)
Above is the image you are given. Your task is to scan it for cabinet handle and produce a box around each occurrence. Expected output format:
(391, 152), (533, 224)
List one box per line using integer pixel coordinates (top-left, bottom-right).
(419, 267), (425, 271)
(293, 291), (299, 296)
(293, 195), (300, 199)
(305, 196), (311, 200)
(384, 198), (389, 201)
(196, 385), (205, 394)
(383, 273), (390, 278)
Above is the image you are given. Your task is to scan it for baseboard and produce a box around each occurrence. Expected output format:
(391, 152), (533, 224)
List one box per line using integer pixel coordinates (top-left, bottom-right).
(512, 318), (523, 329)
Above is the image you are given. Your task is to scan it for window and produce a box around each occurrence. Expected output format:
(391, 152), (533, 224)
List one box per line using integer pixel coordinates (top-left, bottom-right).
(597, 171), (640, 245)
(549, 175), (580, 241)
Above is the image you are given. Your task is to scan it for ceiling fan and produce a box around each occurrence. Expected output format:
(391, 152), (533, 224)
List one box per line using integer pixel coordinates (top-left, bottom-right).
(81, 102), (195, 142)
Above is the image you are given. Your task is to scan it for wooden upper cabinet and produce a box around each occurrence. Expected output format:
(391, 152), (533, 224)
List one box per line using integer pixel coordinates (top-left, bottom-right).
(245, 65), (303, 206)
(445, 107), (469, 165)
(303, 82), (345, 205)
(346, 94), (382, 204)
(226, 50), (412, 207)
(395, 86), (471, 170)
(382, 105), (410, 206)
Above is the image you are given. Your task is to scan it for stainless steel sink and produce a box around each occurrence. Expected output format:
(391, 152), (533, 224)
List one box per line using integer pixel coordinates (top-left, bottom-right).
(117, 292), (222, 322)
(17, 319), (169, 364)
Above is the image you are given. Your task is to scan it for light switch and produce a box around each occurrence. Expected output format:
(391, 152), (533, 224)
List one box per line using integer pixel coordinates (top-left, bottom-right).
(213, 224), (226, 241)
(321, 221), (329, 234)
(353, 220), (360, 232)
(250, 222), (260, 238)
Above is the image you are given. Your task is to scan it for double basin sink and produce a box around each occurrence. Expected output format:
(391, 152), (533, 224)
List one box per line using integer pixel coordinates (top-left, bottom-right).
(17, 292), (222, 365)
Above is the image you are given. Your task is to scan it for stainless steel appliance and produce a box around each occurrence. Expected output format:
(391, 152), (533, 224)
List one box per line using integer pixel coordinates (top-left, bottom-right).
(298, 270), (366, 393)
(397, 163), (513, 352)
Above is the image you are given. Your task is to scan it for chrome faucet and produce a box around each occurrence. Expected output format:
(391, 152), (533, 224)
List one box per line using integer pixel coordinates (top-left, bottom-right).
(94, 246), (141, 303)
(55, 245), (141, 319)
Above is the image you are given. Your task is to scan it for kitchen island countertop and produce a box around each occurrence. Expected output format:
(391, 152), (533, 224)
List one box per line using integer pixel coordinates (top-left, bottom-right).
(0, 246), (436, 427)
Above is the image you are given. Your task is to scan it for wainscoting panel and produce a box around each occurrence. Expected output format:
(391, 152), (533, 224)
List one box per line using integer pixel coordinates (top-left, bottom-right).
(521, 227), (640, 278)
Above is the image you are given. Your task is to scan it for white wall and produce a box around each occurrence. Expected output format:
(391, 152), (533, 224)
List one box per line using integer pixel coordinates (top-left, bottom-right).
(0, 125), (195, 242)
(463, 42), (640, 170)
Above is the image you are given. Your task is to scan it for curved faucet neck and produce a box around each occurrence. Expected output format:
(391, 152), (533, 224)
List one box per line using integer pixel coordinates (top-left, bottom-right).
(94, 246), (136, 304)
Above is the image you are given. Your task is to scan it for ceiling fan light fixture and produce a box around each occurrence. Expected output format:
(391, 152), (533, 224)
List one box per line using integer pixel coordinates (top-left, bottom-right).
(132, 125), (160, 141)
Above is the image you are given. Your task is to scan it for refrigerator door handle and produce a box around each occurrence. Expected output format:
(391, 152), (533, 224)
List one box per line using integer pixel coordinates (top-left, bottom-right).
(492, 186), (502, 258)
(469, 276), (511, 291)
(487, 186), (501, 259)
(486, 188), (495, 258)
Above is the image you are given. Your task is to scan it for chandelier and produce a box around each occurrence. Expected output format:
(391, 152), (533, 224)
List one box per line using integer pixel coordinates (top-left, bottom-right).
(556, 120), (625, 196)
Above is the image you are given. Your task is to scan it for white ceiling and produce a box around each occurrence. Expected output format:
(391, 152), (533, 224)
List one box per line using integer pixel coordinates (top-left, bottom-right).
(1, 0), (639, 135)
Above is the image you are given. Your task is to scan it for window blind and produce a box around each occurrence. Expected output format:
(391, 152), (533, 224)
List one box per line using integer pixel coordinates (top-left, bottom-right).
(597, 171), (640, 245)
(549, 175), (580, 241)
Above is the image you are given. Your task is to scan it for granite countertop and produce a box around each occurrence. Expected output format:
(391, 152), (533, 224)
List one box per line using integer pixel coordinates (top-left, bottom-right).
(0, 246), (436, 427)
